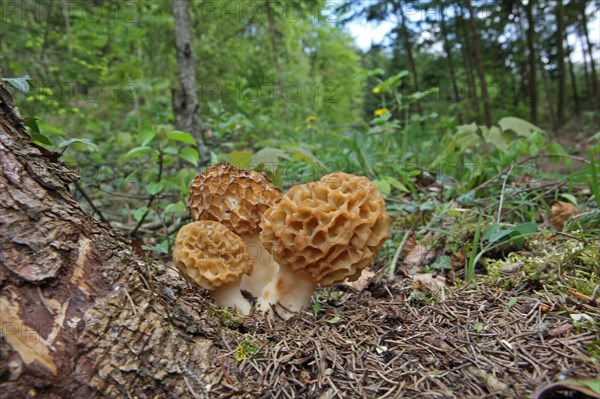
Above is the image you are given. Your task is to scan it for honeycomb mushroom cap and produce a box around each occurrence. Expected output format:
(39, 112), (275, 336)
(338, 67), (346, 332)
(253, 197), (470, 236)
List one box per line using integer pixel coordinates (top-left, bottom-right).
(173, 221), (253, 290)
(260, 172), (390, 286)
(188, 163), (283, 236)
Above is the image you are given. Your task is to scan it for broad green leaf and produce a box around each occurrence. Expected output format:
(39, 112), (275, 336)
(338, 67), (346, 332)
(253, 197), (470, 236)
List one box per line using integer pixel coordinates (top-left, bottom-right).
(482, 125), (510, 151)
(454, 123), (480, 150)
(141, 242), (169, 254)
(513, 222), (537, 235)
(482, 223), (502, 241)
(559, 193), (578, 205)
(163, 146), (178, 155)
(164, 201), (187, 217)
(38, 121), (65, 136)
(58, 138), (98, 152)
(127, 146), (152, 157)
(373, 179), (391, 197)
(2, 76), (31, 96)
(24, 117), (40, 134)
(385, 176), (409, 193)
(32, 133), (52, 145)
(140, 129), (156, 146)
(167, 130), (196, 145)
(147, 181), (164, 195)
(178, 147), (199, 166)
(498, 117), (543, 138)
(133, 207), (149, 221)
(251, 147), (290, 168)
(489, 229), (514, 243)
(227, 149), (253, 169)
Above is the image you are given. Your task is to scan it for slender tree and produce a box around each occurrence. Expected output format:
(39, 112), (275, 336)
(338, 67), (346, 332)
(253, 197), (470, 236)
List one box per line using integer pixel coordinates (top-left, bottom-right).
(555, 0), (566, 127)
(172, 0), (204, 159)
(466, 0), (492, 126)
(439, 3), (460, 105)
(577, 0), (598, 103)
(524, 0), (538, 123)
(566, 41), (581, 115)
(396, 1), (424, 117)
(457, 5), (479, 113)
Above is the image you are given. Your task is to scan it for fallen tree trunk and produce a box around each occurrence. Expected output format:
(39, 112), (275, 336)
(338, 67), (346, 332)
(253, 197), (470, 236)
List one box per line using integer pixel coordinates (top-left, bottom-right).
(0, 82), (214, 397)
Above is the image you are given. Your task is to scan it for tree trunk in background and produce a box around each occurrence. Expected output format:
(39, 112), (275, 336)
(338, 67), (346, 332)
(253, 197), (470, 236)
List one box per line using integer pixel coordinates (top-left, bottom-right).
(439, 4), (460, 116)
(566, 43), (581, 115)
(397, 4), (424, 118)
(555, 0), (566, 128)
(466, 0), (493, 126)
(0, 83), (214, 397)
(540, 58), (557, 128)
(524, 0), (538, 124)
(265, 0), (287, 114)
(578, 0), (598, 107)
(457, 5), (479, 113)
(580, 34), (592, 101)
(172, 0), (206, 161)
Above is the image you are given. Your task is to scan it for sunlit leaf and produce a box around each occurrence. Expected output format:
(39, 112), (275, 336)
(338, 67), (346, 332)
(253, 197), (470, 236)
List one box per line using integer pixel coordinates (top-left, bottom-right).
(178, 147), (199, 166)
(167, 130), (197, 145)
(127, 146), (152, 157)
(498, 117), (544, 137)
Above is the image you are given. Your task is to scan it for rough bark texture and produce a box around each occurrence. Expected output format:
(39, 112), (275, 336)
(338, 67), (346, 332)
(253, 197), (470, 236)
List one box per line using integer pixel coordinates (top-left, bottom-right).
(171, 0), (203, 151)
(555, 0), (566, 128)
(524, 0), (538, 123)
(466, 0), (493, 127)
(397, 4), (424, 118)
(0, 83), (214, 397)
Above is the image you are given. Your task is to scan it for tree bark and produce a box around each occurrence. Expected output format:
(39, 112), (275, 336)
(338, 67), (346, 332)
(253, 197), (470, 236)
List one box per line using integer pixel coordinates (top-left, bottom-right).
(555, 0), (566, 128)
(439, 4), (460, 109)
(0, 83), (217, 397)
(265, 0), (287, 114)
(566, 42), (581, 115)
(171, 0), (206, 161)
(457, 5), (479, 113)
(524, 0), (538, 123)
(397, 3), (424, 117)
(539, 58), (557, 128)
(578, 0), (598, 103)
(465, 0), (493, 126)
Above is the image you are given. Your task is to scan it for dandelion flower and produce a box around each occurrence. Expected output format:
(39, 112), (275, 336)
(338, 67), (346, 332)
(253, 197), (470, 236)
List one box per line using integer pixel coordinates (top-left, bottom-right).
(374, 108), (390, 117)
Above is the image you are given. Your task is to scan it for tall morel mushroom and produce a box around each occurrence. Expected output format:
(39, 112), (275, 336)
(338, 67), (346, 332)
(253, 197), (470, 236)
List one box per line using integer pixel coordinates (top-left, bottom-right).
(173, 221), (253, 315)
(188, 163), (283, 297)
(258, 172), (390, 319)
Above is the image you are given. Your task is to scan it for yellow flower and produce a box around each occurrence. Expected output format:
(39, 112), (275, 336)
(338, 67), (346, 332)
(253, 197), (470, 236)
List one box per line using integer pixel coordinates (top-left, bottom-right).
(374, 108), (390, 116)
(305, 115), (317, 123)
(372, 86), (382, 94)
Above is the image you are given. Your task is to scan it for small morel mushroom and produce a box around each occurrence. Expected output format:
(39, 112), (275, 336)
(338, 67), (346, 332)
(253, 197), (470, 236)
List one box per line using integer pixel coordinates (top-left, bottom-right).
(173, 221), (253, 315)
(188, 163), (283, 297)
(258, 172), (390, 319)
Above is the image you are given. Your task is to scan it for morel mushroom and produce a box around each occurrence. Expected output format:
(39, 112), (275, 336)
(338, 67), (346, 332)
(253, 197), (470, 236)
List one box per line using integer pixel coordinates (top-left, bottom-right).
(173, 221), (253, 315)
(188, 163), (282, 297)
(258, 172), (390, 319)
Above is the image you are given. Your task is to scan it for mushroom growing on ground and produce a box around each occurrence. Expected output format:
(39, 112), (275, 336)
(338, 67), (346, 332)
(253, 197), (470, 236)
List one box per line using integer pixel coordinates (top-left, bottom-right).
(258, 171), (390, 319)
(188, 163), (283, 297)
(173, 221), (253, 315)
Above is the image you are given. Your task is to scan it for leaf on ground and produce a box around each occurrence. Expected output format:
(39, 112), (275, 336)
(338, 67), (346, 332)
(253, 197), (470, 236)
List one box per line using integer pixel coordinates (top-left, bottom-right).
(411, 273), (446, 292)
(533, 380), (600, 399)
(549, 201), (580, 231)
(343, 269), (375, 292)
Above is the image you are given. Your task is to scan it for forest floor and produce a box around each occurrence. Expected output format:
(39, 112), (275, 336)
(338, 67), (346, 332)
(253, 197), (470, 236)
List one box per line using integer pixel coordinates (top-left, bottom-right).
(164, 232), (599, 399)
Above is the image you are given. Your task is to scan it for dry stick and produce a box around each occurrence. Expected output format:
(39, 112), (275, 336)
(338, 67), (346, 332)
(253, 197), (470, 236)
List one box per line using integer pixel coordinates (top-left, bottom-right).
(387, 229), (412, 280)
(74, 180), (111, 227)
(497, 165), (513, 223)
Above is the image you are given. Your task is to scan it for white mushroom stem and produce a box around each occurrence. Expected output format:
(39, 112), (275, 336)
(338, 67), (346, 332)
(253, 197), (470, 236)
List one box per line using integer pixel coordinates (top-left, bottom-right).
(210, 280), (251, 316)
(257, 267), (317, 320)
(240, 233), (280, 297)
